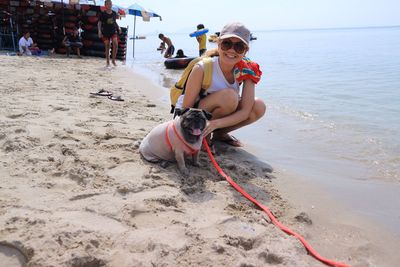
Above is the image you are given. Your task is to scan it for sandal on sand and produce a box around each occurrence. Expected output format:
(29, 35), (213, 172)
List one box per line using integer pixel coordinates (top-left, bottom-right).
(213, 134), (243, 147)
(108, 95), (124, 101)
(90, 89), (112, 97)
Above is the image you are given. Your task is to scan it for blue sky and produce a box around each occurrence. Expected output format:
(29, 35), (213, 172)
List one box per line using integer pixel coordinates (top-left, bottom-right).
(112, 0), (400, 35)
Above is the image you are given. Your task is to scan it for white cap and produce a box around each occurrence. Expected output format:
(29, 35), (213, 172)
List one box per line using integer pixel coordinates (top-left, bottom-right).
(219, 22), (250, 45)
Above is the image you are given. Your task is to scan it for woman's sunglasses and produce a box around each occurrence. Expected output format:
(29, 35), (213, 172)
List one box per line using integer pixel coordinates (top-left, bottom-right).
(220, 39), (247, 54)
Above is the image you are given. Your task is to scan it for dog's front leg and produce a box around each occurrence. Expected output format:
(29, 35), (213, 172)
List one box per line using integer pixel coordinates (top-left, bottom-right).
(192, 152), (200, 167)
(175, 150), (189, 176)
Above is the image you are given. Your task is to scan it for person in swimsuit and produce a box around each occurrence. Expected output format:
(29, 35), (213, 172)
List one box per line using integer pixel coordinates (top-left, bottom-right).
(158, 33), (175, 58)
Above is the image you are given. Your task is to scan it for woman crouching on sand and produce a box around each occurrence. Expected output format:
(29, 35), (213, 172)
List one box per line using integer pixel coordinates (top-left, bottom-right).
(178, 22), (265, 149)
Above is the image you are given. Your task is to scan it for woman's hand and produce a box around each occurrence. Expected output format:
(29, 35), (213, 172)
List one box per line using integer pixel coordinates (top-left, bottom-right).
(203, 120), (220, 137)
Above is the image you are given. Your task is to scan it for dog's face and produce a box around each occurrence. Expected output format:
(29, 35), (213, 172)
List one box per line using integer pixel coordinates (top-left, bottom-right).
(179, 108), (212, 143)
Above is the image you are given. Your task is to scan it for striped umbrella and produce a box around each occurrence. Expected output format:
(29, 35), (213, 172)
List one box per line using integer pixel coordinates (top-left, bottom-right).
(126, 3), (162, 58)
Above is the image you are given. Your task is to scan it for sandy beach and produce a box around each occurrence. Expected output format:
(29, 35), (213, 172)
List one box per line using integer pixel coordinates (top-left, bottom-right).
(0, 54), (399, 266)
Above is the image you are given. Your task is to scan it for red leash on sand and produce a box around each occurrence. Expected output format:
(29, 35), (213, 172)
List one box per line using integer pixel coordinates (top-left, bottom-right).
(202, 140), (350, 267)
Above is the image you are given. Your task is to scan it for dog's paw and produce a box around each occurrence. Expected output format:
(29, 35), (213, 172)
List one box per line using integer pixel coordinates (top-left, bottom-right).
(192, 161), (200, 167)
(160, 161), (169, 168)
(179, 168), (190, 177)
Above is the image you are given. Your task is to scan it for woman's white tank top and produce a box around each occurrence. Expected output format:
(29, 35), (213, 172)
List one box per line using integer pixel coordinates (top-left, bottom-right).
(198, 56), (240, 93)
(175, 56), (240, 109)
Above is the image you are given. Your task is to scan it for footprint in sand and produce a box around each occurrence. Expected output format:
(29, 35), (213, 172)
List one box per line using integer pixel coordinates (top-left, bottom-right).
(258, 251), (284, 264)
(14, 128), (27, 134)
(50, 106), (70, 112)
(6, 113), (25, 119)
(69, 193), (101, 201)
(154, 197), (179, 208)
(0, 241), (34, 266)
(67, 256), (105, 267)
(294, 212), (313, 225)
(223, 235), (257, 251)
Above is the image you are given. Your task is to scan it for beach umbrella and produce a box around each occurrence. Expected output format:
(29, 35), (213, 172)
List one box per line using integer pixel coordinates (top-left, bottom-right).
(95, 0), (127, 16)
(126, 3), (162, 58)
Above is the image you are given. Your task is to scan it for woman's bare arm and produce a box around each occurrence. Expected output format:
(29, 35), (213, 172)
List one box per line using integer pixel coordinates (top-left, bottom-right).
(182, 65), (204, 108)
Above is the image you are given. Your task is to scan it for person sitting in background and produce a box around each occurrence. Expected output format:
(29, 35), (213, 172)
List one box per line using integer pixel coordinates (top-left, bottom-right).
(174, 49), (187, 58)
(62, 27), (83, 58)
(158, 33), (175, 58)
(18, 31), (41, 56)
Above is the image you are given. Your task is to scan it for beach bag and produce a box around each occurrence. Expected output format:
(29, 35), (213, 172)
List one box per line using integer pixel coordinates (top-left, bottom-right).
(170, 57), (213, 114)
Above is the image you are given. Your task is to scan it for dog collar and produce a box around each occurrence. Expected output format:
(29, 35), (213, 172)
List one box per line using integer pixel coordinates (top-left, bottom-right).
(165, 122), (199, 155)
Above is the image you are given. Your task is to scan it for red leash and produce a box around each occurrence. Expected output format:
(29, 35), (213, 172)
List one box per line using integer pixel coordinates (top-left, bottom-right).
(202, 139), (350, 267)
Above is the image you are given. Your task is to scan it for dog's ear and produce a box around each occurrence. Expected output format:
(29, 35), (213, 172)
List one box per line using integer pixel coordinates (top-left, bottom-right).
(180, 108), (190, 116)
(202, 110), (212, 120)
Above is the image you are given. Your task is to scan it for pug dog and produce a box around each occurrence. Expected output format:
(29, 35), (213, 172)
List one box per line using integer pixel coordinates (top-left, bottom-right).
(139, 108), (212, 176)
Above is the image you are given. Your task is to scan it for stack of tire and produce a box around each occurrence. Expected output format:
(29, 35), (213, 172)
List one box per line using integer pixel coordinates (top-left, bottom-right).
(80, 4), (104, 58)
(18, 3), (36, 36)
(0, 0), (11, 30)
(117, 27), (127, 61)
(34, 7), (56, 51)
(2, 2), (127, 59)
(0, 0), (9, 12)
(53, 2), (80, 54)
(2, 0), (31, 50)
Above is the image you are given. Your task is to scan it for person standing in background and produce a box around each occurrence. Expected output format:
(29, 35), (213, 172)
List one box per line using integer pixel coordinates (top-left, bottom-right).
(98, 0), (120, 67)
(196, 24), (207, 56)
(158, 33), (175, 58)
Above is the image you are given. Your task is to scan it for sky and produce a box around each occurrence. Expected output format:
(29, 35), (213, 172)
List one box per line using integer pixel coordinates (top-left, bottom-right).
(111, 0), (400, 36)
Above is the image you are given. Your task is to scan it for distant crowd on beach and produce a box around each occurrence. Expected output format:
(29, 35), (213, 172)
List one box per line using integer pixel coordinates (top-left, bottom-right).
(15, 2), (207, 66)
(16, 0), (122, 68)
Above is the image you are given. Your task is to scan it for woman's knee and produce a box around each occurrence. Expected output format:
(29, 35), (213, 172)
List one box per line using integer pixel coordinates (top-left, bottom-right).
(249, 99), (266, 122)
(199, 88), (239, 114)
(219, 89), (239, 112)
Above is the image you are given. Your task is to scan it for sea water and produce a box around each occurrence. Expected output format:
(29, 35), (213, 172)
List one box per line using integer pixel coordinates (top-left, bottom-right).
(125, 26), (400, 233)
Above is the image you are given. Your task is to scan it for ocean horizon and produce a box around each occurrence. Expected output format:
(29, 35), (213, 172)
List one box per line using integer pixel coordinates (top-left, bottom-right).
(132, 24), (400, 38)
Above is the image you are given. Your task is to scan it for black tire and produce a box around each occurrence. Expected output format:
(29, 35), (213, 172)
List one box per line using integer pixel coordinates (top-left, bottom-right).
(81, 31), (101, 42)
(83, 49), (106, 58)
(164, 57), (197, 69)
